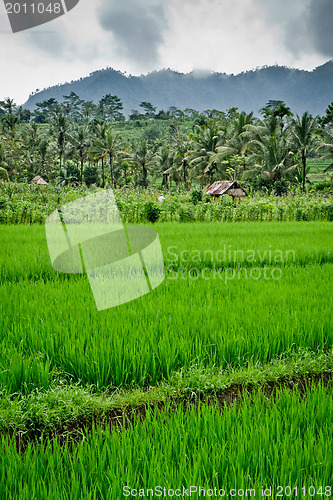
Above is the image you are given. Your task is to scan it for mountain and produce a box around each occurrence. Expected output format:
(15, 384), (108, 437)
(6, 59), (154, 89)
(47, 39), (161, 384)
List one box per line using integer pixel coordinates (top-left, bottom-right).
(24, 61), (333, 116)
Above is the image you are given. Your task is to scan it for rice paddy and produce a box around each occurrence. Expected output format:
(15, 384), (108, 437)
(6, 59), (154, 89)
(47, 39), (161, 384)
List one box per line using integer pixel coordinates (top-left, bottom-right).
(1, 385), (332, 498)
(0, 221), (332, 497)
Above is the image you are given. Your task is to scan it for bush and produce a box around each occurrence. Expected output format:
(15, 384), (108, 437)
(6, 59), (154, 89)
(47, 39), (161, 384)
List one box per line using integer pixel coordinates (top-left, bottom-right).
(179, 206), (195, 222)
(66, 163), (81, 183)
(253, 175), (274, 193)
(84, 165), (100, 187)
(144, 201), (160, 223)
(190, 189), (203, 205)
(320, 205), (333, 221)
(273, 181), (289, 196)
(315, 182), (331, 191)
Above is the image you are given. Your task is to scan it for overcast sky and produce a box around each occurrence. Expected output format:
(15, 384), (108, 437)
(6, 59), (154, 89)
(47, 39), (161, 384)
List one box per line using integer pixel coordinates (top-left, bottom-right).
(0, 0), (332, 104)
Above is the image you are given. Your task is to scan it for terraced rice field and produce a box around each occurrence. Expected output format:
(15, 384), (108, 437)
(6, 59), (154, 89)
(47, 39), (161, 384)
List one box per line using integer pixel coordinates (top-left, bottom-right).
(0, 221), (332, 498)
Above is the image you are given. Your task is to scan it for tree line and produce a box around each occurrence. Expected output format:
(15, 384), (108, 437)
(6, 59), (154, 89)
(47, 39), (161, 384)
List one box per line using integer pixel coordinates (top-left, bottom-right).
(0, 95), (332, 193)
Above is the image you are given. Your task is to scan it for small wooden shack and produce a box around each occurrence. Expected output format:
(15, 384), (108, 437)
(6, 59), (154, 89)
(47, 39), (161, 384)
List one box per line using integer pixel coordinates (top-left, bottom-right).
(29, 176), (48, 185)
(205, 181), (247, 201)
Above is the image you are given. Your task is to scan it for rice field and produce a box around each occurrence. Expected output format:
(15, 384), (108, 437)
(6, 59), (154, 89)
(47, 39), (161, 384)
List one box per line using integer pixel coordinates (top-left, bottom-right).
(1, 385), (332, 498)
(0, 221), (332, 497)
(307, 158), (332, 183)
(0, 222), (332, 392)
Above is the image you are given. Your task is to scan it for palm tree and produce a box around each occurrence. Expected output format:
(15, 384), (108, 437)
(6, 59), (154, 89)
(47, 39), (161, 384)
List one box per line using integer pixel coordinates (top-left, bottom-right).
(57, 166), (80, 187)
(23, 122), (45, 172)
(88, 122), (106, 187)
(290, 112), (318, 191)
(107, 129), (123, 186)
(317, 126), (333, 160)
(68, 125), (91, 182)
(316, 126), (333, 179)
(127, 139), (154, 187)
(154, 144), (175, 188)
(0, 97), (15, 114)
(217, 112), (254, 168)
(260, 101), (293, 130)
(81, 100), (97, 121)
(1, 99), (19, 137)
(163, 136), (191, 190)
(0, 141), (9, 176)
(89, 127), (122, 187)
(187, 125), (226, 184)
(38, 138), (49, 175)
(89, 145), (106, 189)
(273, 103), (293, 130)
(52, 113), (69, 172)
(244, 132), (297, 182)
(241, 119), (298, 183)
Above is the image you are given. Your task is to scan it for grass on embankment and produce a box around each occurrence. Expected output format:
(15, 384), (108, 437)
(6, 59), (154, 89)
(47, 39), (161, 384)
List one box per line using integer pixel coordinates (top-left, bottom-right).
(0, 348), (332, 442)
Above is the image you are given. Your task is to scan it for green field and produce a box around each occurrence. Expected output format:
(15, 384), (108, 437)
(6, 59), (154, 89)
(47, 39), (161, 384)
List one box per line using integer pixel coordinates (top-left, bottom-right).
(1, 386), (332, 498)
(0, 221), (332, 497)
(307, 158), (332, 173)
(307, 158), (332, 183)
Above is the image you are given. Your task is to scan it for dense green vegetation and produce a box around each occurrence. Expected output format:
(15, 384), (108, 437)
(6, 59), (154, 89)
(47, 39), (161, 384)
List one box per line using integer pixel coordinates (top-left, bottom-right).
(1, 96), (333, 196)
(0, 220), (332, 495)
(0, 183), (332, 224)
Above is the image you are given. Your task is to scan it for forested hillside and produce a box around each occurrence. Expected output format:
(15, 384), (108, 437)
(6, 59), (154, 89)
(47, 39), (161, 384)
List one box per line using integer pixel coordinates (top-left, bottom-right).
(24, 61), (333, 116)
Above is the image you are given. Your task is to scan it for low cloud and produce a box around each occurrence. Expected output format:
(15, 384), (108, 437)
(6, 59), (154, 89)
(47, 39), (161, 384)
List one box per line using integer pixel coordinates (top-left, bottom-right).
(98, 0), (168, 70)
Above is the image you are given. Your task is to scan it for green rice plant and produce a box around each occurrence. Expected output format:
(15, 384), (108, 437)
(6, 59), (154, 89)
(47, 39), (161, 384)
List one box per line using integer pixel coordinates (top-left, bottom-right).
(0, 220), (331, 498)
(0, 237), (331, 391)
(0, 222), (332, 284)
(0, 384), (331, 498)
(0, 223), (332, 394)
(157, 221), (333, 270)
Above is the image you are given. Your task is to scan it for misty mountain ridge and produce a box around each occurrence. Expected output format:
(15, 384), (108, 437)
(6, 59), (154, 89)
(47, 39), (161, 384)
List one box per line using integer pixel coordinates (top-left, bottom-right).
(24, 61), (333, 116)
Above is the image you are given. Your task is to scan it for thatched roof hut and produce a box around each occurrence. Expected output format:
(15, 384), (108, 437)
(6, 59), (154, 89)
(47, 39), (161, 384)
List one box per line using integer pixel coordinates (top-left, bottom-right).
(29, 176), (48, 185)
(205, 181), (247, 198)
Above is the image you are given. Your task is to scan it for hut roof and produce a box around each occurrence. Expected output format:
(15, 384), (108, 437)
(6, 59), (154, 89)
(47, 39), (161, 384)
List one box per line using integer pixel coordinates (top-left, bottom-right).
(205, 180), (247, 197)
(29, 176), (48, 185)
